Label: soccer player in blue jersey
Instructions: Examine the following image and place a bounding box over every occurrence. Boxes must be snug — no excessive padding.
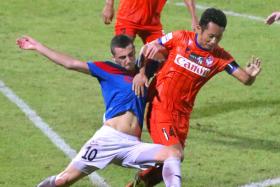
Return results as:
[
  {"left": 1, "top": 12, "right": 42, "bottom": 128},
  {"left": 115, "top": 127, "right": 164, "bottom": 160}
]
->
[{"left": 17, "top": 34, "right": 182, "bottom": 187}]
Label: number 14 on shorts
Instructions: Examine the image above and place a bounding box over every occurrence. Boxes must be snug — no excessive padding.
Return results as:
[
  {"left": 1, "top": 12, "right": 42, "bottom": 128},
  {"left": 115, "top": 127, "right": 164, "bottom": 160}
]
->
[{"left": 162, "top": 126, "right": 177, "bottom": 141}]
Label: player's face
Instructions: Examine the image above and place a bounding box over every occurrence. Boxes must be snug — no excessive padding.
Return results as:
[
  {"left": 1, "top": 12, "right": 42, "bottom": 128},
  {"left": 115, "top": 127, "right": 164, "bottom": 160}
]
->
[
  {"left": 197, "top": 22, "right": 225, "bottom": 51},
  {"left": 113, "top": 44, "right": 136, "bottom": 71}
]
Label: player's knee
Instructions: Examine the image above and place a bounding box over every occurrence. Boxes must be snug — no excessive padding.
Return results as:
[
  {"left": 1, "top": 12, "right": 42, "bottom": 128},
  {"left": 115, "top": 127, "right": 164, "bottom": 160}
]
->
[
  {"left": 168, "top": 147, "right": 183, "bottom": 160},
  {"left": 155, "top": 146, "right": 184, "bottom": 162},
  {"left": 164, "top": 145, "right": 184, "bottom": 161}
]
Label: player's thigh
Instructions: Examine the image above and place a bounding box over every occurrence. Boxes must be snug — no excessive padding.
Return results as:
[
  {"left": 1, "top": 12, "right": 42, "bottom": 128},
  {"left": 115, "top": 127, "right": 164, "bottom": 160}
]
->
[
  {"left": 71, "top": 127, "right": 125, "bottom": 173},
  {"left": 115, "top": 22, "right": 137, "bottom": 39},
  {"left": 138, "top": 27, "right": 164, "bottom": 44},
  {"left": 122, "top": 142, "right": 166, "bottom": 168},
  {"left": 147, "top": 108, "right": 189, "bottom": 147},
  {"left": 150, "top": 144, "right": 182, "bottom": 161}
]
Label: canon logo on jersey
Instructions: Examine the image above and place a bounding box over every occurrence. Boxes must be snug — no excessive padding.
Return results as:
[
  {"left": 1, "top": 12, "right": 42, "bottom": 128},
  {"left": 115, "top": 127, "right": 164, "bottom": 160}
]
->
[{"left": 174, "top": 54, "right": 210, "bottom": 77}]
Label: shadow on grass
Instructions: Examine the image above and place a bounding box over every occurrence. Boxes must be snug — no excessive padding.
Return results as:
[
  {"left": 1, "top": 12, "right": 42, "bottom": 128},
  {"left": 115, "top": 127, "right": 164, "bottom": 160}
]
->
[
  {"left": 191, "top": 99, "right": 280, "bottom": 119},
  {"left": 191, "top": 124, "right": 280, "bottom": 153},
  {"left": 190, "top": 99, "right": 280, "bottom": 152}
]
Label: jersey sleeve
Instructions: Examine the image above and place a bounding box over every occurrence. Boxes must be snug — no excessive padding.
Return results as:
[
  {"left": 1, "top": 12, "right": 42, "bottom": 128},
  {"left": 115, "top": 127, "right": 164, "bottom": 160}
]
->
[
  {"left": 158, "top": 31, "right": 181, "bottom": 49},
  {"left": 87, "top": 61, "right": 128, "bottom": 80},
  {"left": 158, "top": 32, "right": 173, "bottom": 48},
  {"left": 87, "top": 61, "right": 107, "bottom": 80},
  {"left": 215, "top": 48, "right": 235, "bottom": 72},
  {"left": 158, "top": 30, "right": 189, "bottom": 52}
]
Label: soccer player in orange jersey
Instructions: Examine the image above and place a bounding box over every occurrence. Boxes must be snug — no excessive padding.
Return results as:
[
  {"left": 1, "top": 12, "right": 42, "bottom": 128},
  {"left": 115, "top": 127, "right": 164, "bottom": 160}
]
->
[
  {"left": 130, "top": 8, "right": 262, "bottom": 186},
  {"left": 102, "top": 0, "right": 198, "bottom": 44}
]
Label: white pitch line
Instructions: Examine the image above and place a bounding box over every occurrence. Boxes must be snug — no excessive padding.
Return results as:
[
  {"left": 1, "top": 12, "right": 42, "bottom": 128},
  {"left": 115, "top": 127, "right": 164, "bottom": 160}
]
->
[
  {"left": 175, "top": 2, "right": 279, "bottom": 24},
  {"left": 0, "top": 80, "right": 109, "bottom": 187},
  {"left": 240, "top": 178, "right": 280, "bottom": 187}
]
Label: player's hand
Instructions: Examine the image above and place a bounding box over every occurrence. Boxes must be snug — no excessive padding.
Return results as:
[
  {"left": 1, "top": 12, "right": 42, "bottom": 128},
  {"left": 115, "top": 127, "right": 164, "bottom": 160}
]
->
[
  {"left": 143, "top": 43, "right": 161, "bottom": 59},
  {"left": 102, "top": 5, "right": 114, "bottom": 24},
  {"left": 142, "top": 43, "right": 167, "bottom": 62},
  {"left": 265, "top": 12, "right": 280, "bottom": 25},
  {"left": 245, "top": 57, "right": 262, "bottom": 77},
  {"left": 16, "top": 36, "right": 39, "bottom": 50},
  {"left": 132, "top": 72, "right": 148, "bottom": 97}
]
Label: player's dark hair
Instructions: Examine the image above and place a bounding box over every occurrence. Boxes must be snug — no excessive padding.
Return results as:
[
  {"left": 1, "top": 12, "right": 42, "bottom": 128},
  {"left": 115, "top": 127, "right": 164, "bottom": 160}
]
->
[
  {"left": 110, "top": 34, "right": 134, "bottom": 55},
  {"left": 199, "top": 8, "right": 227, "bottom": 31}
]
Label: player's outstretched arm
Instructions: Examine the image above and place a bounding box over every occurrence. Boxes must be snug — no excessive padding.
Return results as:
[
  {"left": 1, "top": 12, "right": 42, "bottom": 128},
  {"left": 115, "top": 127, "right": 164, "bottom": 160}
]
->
[
  {"left": 265, "top": 11, "right": 280, "bottom": 25},
  {"left": 231, "top": 57, "right": 262, "bottom": 86},
  {"left": 102, "top": 0, "right": 115, "bottom": 24},
  {"left": 184, "top": 0, "right": 199, "bottom": 31},
  {"left": 16, "top": 36, "right": 90, "bottom": 74}
]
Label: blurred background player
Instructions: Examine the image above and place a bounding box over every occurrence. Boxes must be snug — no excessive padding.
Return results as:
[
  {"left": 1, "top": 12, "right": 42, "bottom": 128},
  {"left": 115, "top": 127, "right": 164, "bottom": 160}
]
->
[
  {"left": 129, "top": 7, "right": 262, "bottom": 187},
  {"left": 102, "top": 0, "right": 198, "bottom": 44},
  {"left": 265, "top": 11, "right": 280, "bottom": 25},
  {"left": 17, "top": 35, "right": 182, "bottom": 187}
]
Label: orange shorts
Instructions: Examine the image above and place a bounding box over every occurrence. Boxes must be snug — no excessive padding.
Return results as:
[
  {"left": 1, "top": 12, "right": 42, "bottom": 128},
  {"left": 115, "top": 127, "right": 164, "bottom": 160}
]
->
[
  {"left": 115, "top": 20, "right": 164, "bottom": 44},
  {"left": 146, "top": 105, "right": 190, "bottom": 147}
]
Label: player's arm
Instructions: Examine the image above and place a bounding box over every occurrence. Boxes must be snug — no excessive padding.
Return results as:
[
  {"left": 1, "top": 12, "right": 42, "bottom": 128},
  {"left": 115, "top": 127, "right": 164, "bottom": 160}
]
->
[
  {"left": 16, "top": 36, "right": 90, "bottom": 74},
  {"left": 139, "top": 40, "right": 168, "bottom": 64},
  {"left": 133, "top": 40, "right": 168, "bottom": 96},
  {"left": 102, "top": 0, "right": 115, "bottom": 24},
  {"left": 183, "top": 0, "right": 199, "bottom": 31},
  {"left": 225, "top": 57, "right": 262, "bottom": 85}
]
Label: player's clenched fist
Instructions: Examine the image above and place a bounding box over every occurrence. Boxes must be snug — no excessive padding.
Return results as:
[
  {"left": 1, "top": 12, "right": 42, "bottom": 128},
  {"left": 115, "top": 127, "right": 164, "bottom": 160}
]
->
[{"left": 16, "top": 36, "right": 40, "bottom": 50}]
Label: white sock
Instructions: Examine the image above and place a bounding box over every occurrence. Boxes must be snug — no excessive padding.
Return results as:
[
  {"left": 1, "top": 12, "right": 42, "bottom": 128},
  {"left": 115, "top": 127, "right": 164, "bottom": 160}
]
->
[
  {"left": 37, "top": 176, "right": 56, "bottom": 187},
  {"left": 162, "top": 157, "right": 181, "bottom": 187}
]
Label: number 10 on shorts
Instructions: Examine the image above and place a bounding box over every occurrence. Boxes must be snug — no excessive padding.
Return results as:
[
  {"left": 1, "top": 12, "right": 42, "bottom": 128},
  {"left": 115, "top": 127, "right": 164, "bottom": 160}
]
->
[{"left": 82, "top": 146, "right": 98, "bottom": 161}]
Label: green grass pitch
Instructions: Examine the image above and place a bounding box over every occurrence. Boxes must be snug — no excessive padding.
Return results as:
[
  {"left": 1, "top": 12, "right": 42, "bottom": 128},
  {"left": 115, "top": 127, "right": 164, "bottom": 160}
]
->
[{"left": 0, "top": 0, "right": 280, "bottom": 186}]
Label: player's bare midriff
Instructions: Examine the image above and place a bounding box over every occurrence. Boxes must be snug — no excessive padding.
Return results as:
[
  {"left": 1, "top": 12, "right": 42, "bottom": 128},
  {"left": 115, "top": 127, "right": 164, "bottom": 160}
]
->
[{"left": 104, "top": 111, "right": 142, "bottom": 138}]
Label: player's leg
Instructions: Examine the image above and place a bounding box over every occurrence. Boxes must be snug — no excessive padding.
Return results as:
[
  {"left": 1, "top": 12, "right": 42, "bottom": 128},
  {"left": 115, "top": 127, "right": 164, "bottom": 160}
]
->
[
  {"left": 115, "top": 20, "right": 137, "bottom": 40},
  {"left": 138, "top": 26, "right": 164, "bottom": 44},
  {"left": 127, "top": 108, "right": 189, "bottom": 186},
  {"left": 37, "top": 126, "right": 118, "bottom": 187},
  {"left": 162, "top": 156, "right": 182, "bottom": 187},
  {"left": 37, "top": 176, "right": 56, "bottom": 187},
  {"left": 122, "top": 140, "right": 182, "bottom": 187},
  {"left": 126, "top": 144, "right": 183, "bottom": 187},
  {"left": 37, "top": 147, "right": 101, "bottom": 187},
  {"left": 37, "top": 164, "right": 91, "bottom": 187},
  {"left": 139, "top": 145, "right": 182, "bottom": 187}
]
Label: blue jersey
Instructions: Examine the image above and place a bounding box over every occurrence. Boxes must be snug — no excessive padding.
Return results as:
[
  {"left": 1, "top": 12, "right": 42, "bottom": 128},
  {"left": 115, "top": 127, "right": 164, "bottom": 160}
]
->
[{"left": 87, "top": 61, "right": 146, "bottom": 128}]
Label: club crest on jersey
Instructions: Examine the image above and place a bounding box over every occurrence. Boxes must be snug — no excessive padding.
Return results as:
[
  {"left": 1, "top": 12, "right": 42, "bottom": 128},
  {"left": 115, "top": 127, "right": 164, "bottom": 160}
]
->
[
  {"left": 189, "top": 53, "right": 214, "bottom": 67},
  {"left": 174, "top": 54, "right": 210, "bottom": 77},
  {"left": 205, "top": 56, "right": 214, "bottom": 67},
  {"left": 189, "top": 53, "right": 204, "bottom": 65}
]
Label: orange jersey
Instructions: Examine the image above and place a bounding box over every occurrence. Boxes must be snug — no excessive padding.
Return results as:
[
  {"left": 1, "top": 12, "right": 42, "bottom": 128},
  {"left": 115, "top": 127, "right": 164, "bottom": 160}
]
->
[
  {"left": 116, "top": 0, "right": 166, "bottom": 26},
  {"left": 148, "top": 30, "right": 234, "bottom": 113}
]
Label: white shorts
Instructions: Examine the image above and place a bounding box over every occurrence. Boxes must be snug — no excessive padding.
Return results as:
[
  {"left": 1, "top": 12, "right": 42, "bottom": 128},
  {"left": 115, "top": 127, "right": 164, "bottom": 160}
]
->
[{"left": 71, "top": 125, "right": 165, "bottom": 174}]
